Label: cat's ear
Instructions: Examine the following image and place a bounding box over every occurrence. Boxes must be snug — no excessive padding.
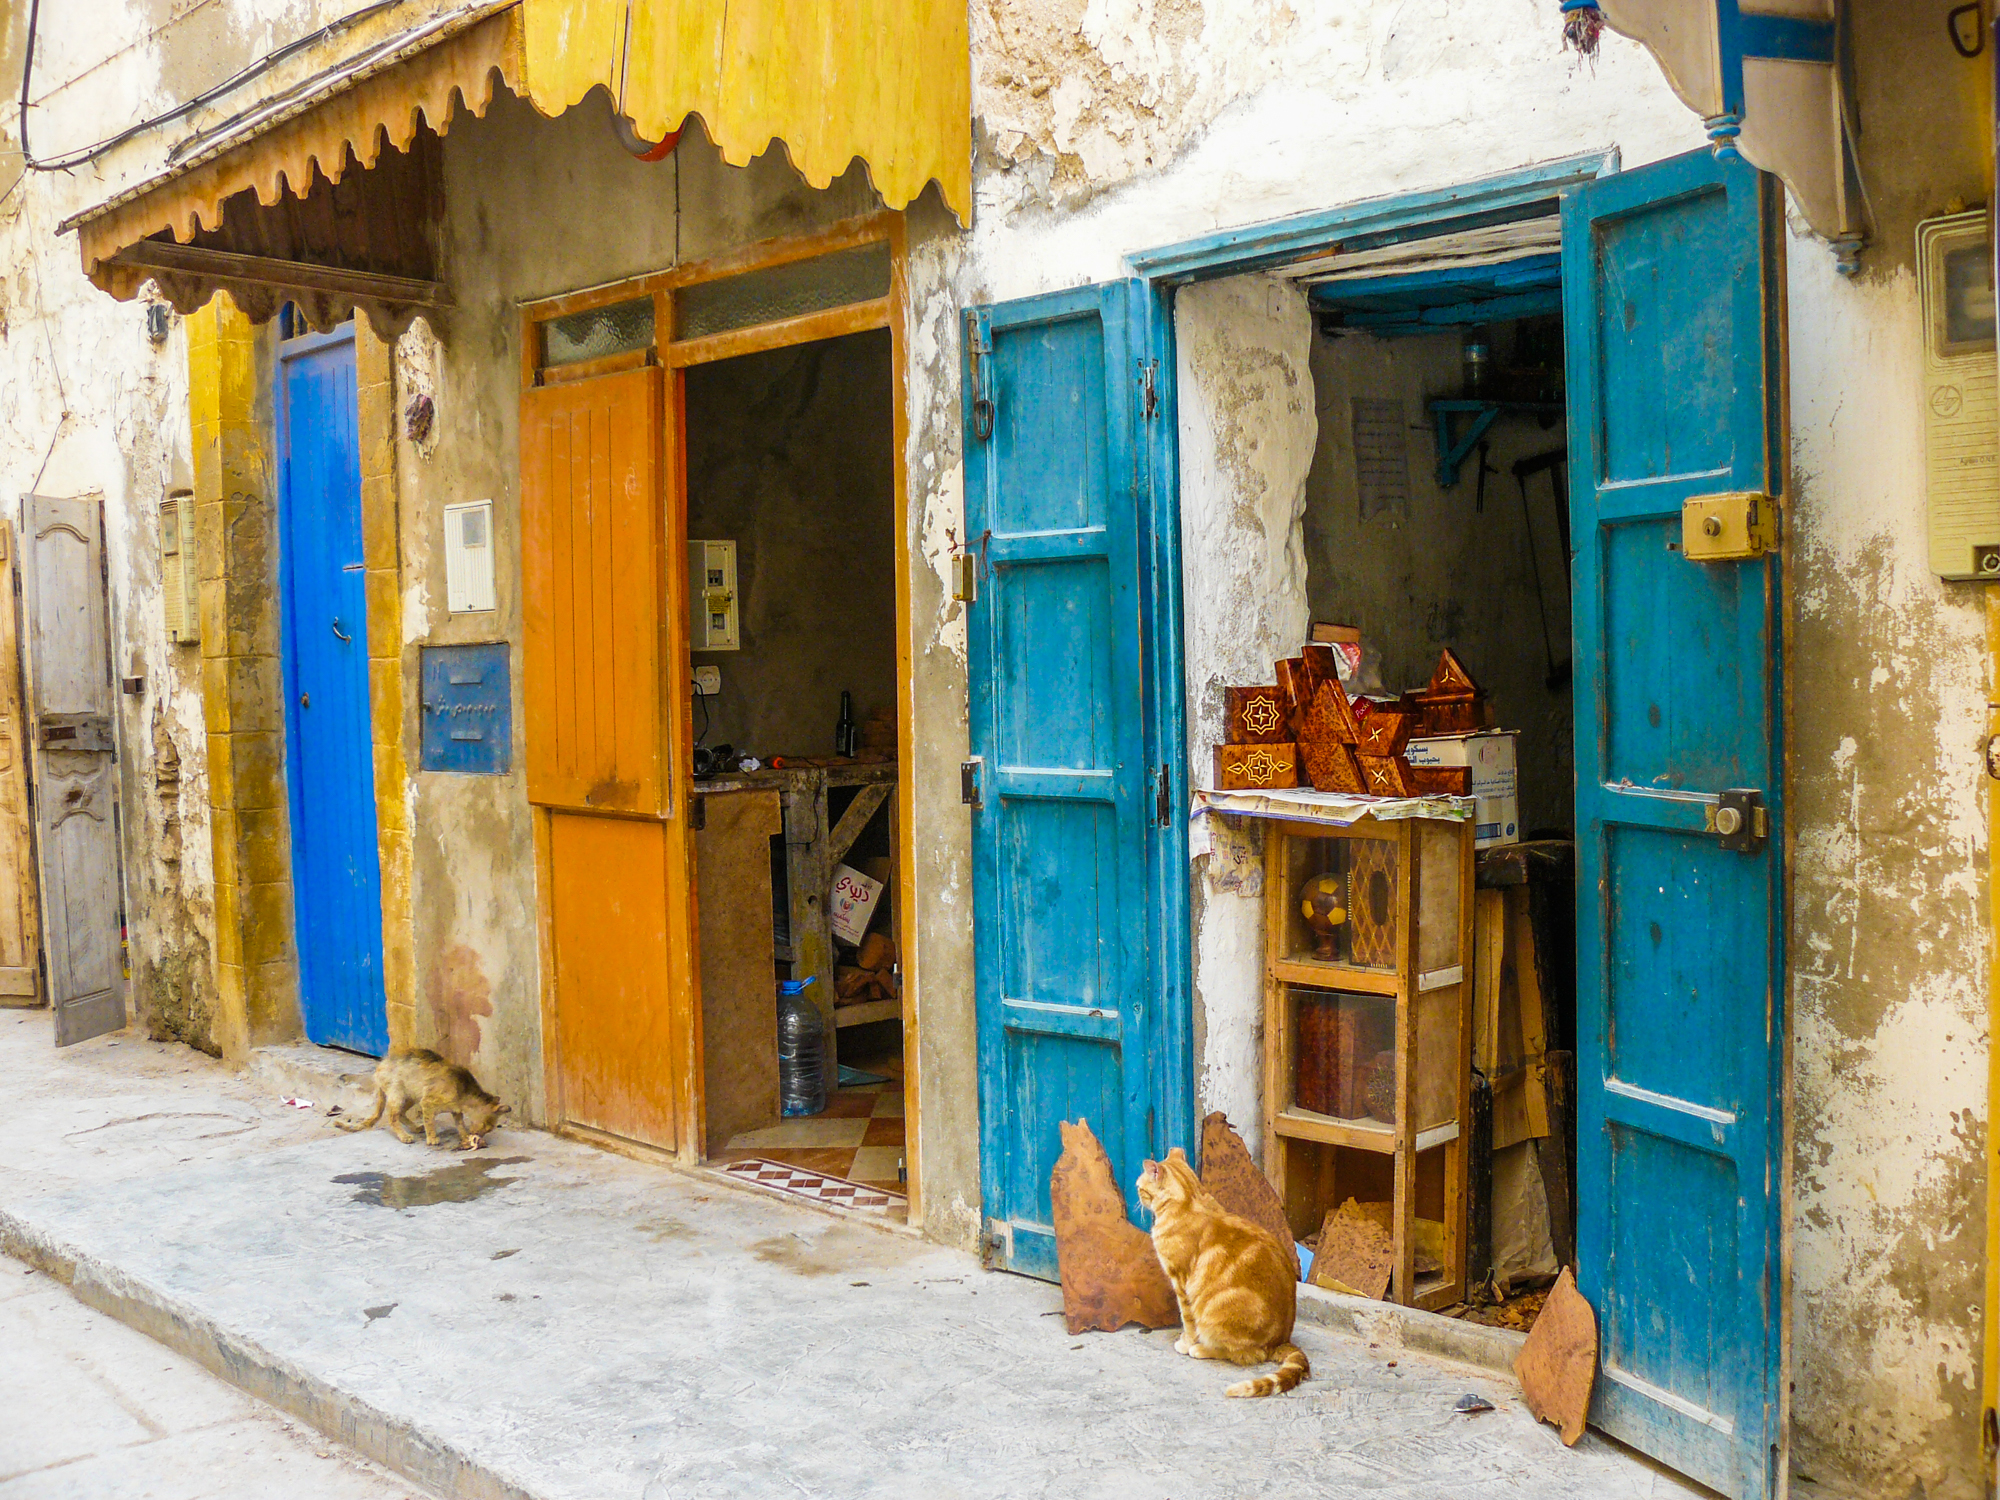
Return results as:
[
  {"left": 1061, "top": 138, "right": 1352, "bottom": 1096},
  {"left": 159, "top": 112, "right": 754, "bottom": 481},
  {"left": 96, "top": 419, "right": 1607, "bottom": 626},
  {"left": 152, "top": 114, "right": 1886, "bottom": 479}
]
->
[
  {"left": 1166, "top": 1146, "right": 1190, "bottom": 1165},
  {"left": 497, "top": 1103, "right": 513, "bottom": 1114}
]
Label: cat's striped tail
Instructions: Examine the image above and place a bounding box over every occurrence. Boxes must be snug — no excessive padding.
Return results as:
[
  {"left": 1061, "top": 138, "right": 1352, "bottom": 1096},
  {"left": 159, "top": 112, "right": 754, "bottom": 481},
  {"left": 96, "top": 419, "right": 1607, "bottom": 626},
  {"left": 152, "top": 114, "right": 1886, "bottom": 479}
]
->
[{"left": 1226, "top": 1344, "right": 1310, "bottom": 1398}]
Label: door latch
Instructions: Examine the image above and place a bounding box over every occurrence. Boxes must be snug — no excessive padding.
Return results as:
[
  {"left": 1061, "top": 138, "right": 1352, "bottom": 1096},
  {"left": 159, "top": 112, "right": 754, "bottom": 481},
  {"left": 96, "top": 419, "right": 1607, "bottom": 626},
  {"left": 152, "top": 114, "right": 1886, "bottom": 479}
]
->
[
  {"left": 1155, "top": 763, "right": 1172, "bottom": 828},
  {"left": 1682, "top": 492, "right": 1778, "bottom": 561},
  {"left": 1704, "top": 788, "right": 1769, "bottom": 853},
  {"left": 961, "top": 755, "right": 983, "bottom": 808}
]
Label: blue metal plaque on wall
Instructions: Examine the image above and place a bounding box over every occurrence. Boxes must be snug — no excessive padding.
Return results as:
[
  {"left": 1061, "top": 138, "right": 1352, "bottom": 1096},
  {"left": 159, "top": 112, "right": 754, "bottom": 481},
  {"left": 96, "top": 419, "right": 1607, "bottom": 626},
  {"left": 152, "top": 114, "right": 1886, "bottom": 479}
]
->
[{"left": 419, "top": 643, "right": 512, "bottom": 774}]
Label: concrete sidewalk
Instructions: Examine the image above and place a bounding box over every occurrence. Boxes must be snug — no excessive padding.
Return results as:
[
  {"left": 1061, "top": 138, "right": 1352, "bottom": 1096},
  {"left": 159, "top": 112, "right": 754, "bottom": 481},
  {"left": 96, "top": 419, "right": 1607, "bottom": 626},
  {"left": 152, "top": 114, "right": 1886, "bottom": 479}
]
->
[{"left": 0, "top": 1011, "right": 1701, "bottom": 1500}]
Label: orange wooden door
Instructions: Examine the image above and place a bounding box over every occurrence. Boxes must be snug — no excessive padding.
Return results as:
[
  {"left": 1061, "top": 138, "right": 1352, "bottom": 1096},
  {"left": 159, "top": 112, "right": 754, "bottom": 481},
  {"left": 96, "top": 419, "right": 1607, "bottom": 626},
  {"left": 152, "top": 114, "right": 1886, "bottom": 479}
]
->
[
  {"left": 522, "top": 365, "right": 696, "bottom": 1156},
  {"left": 522, "top": 366, "right": 664, "bottom": 816}
]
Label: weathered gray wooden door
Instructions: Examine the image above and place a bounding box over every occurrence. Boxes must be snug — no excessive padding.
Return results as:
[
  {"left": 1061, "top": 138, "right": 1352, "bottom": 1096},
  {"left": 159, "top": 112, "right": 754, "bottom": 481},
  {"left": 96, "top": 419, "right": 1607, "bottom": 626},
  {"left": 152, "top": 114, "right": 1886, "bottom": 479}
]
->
[
  {"left": 0, "top": 523, "right": 42, "bottom": 1006},
  {"left": 21, "top": 495, "right": 125, "bottom": 1045}
]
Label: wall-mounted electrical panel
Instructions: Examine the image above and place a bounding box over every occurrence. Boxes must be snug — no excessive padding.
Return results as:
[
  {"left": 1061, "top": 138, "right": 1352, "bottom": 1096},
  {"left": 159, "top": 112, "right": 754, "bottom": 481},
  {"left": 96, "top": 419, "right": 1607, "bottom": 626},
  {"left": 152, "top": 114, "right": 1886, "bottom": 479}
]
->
[
  {"left": 444, "top": 499, "right": 497, "bottom": 613},
  {"left": 160, "top": 491, "right": 199, "bottom": 644},
  {"left": 689, "top": 538, "right": 739, "bottom": 651},
  {"left": 1918, "top": 211, "right": 2000, "bottom": 579}
]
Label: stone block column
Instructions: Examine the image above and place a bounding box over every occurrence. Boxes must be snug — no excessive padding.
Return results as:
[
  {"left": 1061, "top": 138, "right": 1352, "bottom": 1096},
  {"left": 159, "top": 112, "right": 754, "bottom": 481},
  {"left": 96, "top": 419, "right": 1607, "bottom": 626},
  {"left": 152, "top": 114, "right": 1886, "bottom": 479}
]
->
[
  {"left": 186, "top": 295, "right": 300, "bottom": 1058},
  {"left": 356, "top": 327, "right": 415, "bottom": 1049}
]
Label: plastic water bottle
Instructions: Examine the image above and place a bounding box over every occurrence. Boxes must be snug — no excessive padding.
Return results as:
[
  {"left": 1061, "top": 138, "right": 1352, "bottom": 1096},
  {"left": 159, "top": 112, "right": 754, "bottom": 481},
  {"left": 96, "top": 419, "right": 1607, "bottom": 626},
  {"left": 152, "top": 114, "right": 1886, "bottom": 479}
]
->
[{"left": 778, "top": 977, "right": 827, "bottom": 1117}]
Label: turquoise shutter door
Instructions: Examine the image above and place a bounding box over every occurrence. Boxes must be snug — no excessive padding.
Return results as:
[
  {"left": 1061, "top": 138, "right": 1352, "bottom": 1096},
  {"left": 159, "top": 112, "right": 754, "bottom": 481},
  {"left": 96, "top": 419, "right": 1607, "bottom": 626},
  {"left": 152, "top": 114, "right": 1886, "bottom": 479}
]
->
[
  {"left": 1563, "top": 151, "right": 1786, "bottom": 1498},
  {"left": 963, "top": 280, "right": 1191, "bottom": 1278}
]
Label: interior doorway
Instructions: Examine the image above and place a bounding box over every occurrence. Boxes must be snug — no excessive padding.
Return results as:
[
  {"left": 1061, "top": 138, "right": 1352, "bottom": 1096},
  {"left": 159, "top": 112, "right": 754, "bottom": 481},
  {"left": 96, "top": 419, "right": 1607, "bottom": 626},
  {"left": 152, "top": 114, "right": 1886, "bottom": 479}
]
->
[
  {"left": 522, "top": 214, "right": 917, "bottom": 1227},
  {"left": 1143, "top": 149, "right": 1786, "bottom": 1499},
  {"left": 685, "top": 330, "right": 909, "bottom": 1220}
]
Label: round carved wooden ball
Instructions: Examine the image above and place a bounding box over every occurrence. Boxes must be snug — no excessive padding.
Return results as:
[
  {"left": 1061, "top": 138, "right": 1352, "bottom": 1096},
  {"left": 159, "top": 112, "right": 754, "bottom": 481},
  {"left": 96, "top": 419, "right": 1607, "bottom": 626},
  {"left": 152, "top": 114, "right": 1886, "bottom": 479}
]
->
[{"left": 1297, "top": 873, "right": 1347, "bottom": 960}]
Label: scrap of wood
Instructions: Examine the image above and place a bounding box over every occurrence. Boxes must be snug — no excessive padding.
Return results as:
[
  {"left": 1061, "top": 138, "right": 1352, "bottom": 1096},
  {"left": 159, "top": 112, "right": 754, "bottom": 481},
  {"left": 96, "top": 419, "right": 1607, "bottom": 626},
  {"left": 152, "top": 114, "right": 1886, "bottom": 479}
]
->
[
  {"left": 1308, "top": 1201, "right": 1392, "bottom": 1300},
  {"left": 1050, "top": 1118, "right": 1179, "bottom": 1335},
  {"left": 1514, "top": 1266, "right": 1597, "bottom": 1446},
  {"left": 1197, "top": 1113, "right": 1295, "bottom": 1262},
  {"left": 827, "top": 782, "right": 893, "bottom": 868}
]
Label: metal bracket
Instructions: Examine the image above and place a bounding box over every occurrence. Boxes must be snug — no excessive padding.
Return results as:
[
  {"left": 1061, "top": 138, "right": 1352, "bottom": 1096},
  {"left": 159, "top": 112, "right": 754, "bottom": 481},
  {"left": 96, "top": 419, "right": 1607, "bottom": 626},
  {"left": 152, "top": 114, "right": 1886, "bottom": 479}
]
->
[
  {"left": 961, "top": 756, "right": 983, "bottom": 809},
  {"left": 1154, "top": 763, "right": 1172, "bottom": 828},
  {"left": 1140, "top": 358, "right": 1159, "bottom": 420},
  {"left": 1683, "top": 491, "right": 1778, "bottom": 561},
  {"left": 1704, "top": 788, "right": 1769, "bottom": 854}
]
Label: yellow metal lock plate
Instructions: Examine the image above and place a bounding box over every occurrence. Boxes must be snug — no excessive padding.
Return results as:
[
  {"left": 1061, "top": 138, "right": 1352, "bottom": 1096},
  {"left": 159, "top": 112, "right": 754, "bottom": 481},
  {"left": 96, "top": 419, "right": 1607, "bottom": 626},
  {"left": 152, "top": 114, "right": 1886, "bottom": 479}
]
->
[{"left": 1682, "top": 491, "right": 1777, "bottom": 561}]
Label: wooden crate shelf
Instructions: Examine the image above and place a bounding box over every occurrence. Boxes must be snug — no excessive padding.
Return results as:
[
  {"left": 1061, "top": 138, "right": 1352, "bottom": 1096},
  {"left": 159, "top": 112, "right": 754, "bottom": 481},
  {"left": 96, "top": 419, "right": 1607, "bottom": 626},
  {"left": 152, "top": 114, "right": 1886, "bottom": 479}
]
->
[{"left": 1255, "top": 808, "right": 1475, "bottom": 1308}]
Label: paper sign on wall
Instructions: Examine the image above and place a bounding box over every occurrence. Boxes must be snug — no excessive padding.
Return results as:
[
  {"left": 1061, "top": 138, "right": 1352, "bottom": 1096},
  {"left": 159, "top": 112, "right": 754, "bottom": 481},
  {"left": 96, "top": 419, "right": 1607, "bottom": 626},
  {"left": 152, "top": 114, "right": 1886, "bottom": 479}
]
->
[{"left": 830, "top": 863, "right": 884, "bottom": 946}]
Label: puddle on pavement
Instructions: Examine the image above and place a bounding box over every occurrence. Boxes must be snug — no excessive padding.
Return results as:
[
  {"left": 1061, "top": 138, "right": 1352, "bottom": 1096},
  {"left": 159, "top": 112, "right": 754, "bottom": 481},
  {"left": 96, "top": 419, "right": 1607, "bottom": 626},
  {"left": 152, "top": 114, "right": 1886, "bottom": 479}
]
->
[{"left": 334, "top": 1156, "right": 529, "bottom": 1209}]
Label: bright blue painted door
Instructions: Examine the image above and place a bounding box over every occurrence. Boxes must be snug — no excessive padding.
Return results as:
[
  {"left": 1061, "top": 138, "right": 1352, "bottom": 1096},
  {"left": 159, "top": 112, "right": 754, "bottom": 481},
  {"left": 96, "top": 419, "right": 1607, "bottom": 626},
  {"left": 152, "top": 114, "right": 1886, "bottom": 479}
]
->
[
  {"left": 278, "top": 324, "right": 389, "bottom": 1057},
  {"left": 964, "top": 281, "right": 1190, "bottom": 1278},
  {"left": 1564, "top": 152, "right": 1785, "bottom": 1498}
]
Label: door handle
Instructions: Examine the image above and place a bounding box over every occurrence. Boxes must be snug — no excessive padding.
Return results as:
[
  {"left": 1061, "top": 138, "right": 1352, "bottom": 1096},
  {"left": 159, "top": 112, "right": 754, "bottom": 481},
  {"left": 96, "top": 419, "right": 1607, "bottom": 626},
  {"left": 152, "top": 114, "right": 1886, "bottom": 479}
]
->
[{"left": 331, "top": 618, "right": 351, "bottom": 642}]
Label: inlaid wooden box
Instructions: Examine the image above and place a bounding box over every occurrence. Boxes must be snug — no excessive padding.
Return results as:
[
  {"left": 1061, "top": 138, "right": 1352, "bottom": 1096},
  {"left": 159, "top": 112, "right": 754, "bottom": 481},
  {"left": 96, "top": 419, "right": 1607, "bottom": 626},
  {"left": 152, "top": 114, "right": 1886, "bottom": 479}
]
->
[
  {"left": 1226, "top": 685, "right": 1291, "bottom": 744},
  {"left": 1215, "top": 742, "right": 1300, "bottom": 790}
]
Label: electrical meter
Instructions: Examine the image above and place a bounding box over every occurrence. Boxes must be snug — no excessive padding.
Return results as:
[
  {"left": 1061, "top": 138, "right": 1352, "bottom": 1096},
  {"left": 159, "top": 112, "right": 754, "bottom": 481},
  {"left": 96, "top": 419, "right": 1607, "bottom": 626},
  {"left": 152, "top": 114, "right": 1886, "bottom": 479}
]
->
[{"left": 1918, "top": 210, "right": 2000, "bottom": 579}]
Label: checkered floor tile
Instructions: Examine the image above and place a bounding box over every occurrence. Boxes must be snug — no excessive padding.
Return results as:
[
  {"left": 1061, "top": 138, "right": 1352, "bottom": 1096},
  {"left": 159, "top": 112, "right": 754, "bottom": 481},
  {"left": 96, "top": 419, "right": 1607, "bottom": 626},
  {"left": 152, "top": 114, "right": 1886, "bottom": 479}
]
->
[{"left": 720, "top": 1157, "right": 908, "bottom": 1219}]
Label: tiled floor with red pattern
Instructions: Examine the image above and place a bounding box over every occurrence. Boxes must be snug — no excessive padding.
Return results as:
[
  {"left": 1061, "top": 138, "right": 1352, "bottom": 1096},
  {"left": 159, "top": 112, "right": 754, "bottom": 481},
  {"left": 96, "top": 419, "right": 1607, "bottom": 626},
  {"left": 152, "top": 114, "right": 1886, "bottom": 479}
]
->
[{"left": 708, "top": 1055, "right": 906, "bottom": 1220}]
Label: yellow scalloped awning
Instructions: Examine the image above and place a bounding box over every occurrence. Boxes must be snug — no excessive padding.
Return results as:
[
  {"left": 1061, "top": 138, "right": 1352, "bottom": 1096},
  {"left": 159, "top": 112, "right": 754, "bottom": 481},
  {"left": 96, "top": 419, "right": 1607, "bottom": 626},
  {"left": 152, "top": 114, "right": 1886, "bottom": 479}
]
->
[
  {"left": 520, "top": 0, "right": 971, "bottom": 225},
  {"left": 69, "top": 6, "right": 520, "bottom": 334}
]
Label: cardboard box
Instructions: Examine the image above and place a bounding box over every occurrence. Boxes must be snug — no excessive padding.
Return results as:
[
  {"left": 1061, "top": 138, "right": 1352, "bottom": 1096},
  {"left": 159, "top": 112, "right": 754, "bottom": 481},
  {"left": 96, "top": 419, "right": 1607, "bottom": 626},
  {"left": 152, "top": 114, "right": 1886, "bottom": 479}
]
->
[
  {"left": 1405, "top": 730, "right": 1519, "bottom": 847},
  {"left": 830, "top": 863, "right": 885, "bottom": 946}
]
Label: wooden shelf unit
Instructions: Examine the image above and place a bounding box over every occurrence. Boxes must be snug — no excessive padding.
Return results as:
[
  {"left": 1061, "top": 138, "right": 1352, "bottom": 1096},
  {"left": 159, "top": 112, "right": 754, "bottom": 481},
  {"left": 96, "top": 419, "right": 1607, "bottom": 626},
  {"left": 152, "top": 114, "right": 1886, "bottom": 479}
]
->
[{"left": 1258, "top": 809, "right": 1476, "bottom": 1311}]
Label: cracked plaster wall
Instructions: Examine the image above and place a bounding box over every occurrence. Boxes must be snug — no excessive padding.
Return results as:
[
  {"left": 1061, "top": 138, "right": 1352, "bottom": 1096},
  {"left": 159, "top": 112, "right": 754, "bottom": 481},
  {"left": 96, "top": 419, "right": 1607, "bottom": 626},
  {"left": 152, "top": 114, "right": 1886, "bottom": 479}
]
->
[{"left": 0, "top": 4, "right": 214, "bottom": 1052}]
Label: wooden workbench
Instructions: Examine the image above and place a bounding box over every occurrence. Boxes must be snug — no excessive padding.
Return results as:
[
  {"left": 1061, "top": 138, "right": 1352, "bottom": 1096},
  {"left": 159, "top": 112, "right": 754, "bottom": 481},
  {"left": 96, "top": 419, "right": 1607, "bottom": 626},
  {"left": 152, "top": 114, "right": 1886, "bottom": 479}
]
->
[{"left": 693, "top": 757, "right": 899, "bottom": 1066}]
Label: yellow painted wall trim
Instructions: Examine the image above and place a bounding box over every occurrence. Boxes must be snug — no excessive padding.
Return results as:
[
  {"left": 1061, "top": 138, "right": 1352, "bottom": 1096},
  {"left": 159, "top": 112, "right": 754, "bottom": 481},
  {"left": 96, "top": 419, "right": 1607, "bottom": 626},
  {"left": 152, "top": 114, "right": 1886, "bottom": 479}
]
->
[
  {"left": 187, "top": 293, "right": 303, "bottom": 1060},
  {"left": 520, "top": 0, "right": 971, "bottom": 224},
  {"left": 356, "top": 326, "right": 416, "bottom": 1051}
]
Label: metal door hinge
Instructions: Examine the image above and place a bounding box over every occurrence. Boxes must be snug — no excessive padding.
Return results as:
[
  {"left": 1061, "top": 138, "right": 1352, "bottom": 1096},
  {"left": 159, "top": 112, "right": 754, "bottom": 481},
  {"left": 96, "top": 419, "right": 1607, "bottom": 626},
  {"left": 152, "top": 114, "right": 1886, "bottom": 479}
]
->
[
  {"left": 1154, "top": 763, "right": 1172, "bottom": 828},
  {"left": 981, "top": 1219, "right": 1014, "bottom": 1268},
  {"left": 967, "top": 316, "right": 995, "bottom": 442},
  {"left": 1704, "top": 788, "right": 1769, "bottom": 853},
  {"left": 961, "top": 755, "right": 983, "bottom": 808},
  {"left": 1683, "top": 491, "right": 1778, "bottom": 561},
  {"left": 1140, "top": 358, "right": 1159, "bottom": 419}
]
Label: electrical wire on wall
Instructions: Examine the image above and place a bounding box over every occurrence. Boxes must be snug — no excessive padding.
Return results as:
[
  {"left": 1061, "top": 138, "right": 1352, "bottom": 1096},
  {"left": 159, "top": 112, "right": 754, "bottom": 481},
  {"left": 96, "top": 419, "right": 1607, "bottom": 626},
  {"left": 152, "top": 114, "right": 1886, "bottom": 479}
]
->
[{"left": 14, "top": 0, "right": 407, "bottom": 179}]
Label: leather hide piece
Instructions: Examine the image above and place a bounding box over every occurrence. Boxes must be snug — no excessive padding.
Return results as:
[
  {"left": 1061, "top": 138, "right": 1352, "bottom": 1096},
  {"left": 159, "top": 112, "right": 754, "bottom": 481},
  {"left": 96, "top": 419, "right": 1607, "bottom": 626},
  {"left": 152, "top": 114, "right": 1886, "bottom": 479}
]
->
[
  {"left": 1050, "top": 1118, "right": 1180, "bottom": 1335},
  {"left": 1514, "top": 1266, "right": 1598, "bottom": 1446},
  {"left": 1197, "top": 1112, "right": 1296, "bottom": 1262}
]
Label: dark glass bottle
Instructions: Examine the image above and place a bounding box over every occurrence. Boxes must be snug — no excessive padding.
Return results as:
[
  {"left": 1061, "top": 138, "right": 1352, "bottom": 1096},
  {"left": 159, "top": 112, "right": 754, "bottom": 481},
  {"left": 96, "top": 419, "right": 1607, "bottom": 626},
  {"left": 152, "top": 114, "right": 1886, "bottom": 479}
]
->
[{"left": 835, "top": 690, "right": 855, "bottom": 757}]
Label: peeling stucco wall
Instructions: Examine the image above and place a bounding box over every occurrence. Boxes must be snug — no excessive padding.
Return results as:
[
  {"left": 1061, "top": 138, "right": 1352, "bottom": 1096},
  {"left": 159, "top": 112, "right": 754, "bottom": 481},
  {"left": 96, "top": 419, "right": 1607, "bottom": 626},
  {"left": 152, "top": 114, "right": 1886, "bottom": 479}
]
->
[
  {"left": 1785, "top": 233, "right": 1990, "bottom": 1500},
  {"left": 0, "top": 59, "right": 213, "bottom": 1052},
  {"left": 1174, "top": 274, "right": 1313, "bottom": 1156}
]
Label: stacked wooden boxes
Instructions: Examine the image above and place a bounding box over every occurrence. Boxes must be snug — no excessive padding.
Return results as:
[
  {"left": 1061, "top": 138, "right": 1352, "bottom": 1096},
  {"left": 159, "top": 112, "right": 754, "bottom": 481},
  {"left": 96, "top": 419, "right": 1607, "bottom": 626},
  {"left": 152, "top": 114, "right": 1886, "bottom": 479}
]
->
[
  {"left": 1214, "top": 684, "right": 1300, "bottom": 789},
  {"left": 1223, "top": 644, "right": 1486, "bottom": 799}
]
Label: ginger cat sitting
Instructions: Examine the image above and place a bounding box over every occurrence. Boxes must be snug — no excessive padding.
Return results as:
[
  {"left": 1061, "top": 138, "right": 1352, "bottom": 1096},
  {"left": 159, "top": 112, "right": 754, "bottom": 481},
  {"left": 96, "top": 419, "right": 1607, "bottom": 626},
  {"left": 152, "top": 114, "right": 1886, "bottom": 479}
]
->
[
  {"left": 1137, "top": 1148, "right": 1310, "bottom": 1397},
  {"left": 336, "top": 1047, "right": 511, "bottom": 1151}
]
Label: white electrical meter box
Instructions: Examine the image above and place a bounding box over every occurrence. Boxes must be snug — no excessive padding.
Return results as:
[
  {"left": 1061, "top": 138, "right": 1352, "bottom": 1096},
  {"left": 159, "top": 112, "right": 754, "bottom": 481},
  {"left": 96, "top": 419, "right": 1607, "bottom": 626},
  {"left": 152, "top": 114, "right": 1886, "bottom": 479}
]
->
[
  {"left": 160, "top": 492, "right": 199, "bottom": 644},
  {"left": 443, "top": 499, "right": 497, "bottom": 613},
  {"left": 1918, "top": 211, "right": 2000, "bottom": 579},
  {"left": 689, "top": 539, "right": 739, "bottom": 651}
]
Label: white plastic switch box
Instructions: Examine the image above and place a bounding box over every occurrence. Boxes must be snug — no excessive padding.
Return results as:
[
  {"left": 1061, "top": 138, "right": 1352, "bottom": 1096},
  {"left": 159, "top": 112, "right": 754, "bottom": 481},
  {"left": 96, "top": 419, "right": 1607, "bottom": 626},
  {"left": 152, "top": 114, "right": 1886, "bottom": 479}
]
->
[
  {"left": 689, "top": 539, "right": 740, "bottom": 651},
  {"left": 160, "top": 491, "right": 199, "bottom": 644},
  {"left": 444, "top": 499, "right": 497, "bottom": 613}
]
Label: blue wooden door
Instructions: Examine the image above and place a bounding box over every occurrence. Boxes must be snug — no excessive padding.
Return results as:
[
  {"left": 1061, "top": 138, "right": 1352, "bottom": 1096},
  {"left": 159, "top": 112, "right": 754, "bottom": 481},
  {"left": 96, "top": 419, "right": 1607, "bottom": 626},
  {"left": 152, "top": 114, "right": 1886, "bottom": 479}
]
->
[
  {"left": 278, "top": 324, "right": 389, "bottom": 1057},
  {"left": 1563, "top": 151, "right": 1785, "bottom": 1498},
  {"left": 964, "top": 281, "right": 1190, "bottom": 1278}
]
